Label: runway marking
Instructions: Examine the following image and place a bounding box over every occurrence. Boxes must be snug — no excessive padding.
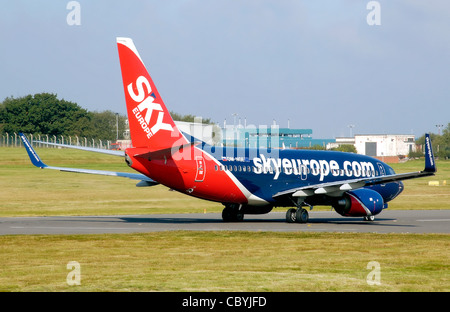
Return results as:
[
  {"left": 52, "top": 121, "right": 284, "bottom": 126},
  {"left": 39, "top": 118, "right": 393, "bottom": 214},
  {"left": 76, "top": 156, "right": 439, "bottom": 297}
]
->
[
  {"left": 10, "top": 226, "right": 143, "bottom": 231},
  {"left": 10, "top": 225, "right": 358, "bottom": 232},
  {"left": 416, "top": 219, "right": 450, "bottom": 222},
  {"left": 2, "top": 210, "right": 449, "bottom": 234}
]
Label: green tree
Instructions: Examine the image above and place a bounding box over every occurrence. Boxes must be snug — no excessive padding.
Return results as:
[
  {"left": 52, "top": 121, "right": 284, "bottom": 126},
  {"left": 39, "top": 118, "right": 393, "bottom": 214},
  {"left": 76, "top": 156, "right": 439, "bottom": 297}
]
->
[
  {"left": 0, "top": 93, "right": 91, "bottom": 136},
  {"left": 413, "top": 125, "right": 450, "bottom": 159},
  {"left": 0, "top": 93, "right": 129, "bottom": 141},
  {"left": 439, "top": 123, "right": 450, "bottom": 159},
  {"left": 331, "top": 144, "right": 357, "bottom": 153},
  {"left": 0, "top": 93, "right": 215, "bottom": 142},
  {"left": 84, "top": 111, "right": 127, "bottom": 141}
]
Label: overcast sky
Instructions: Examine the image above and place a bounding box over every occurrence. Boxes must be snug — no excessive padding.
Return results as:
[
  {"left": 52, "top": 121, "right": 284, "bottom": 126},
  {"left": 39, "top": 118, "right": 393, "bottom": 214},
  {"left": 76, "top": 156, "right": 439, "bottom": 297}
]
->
[{"left": 1, "top": 1, "right": 449, "bottom": 138}]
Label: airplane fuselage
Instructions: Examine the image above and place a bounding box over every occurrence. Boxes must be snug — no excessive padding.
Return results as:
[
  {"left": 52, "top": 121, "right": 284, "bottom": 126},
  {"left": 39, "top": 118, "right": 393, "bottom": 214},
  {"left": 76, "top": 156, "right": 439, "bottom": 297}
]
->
[{"left": 126, "top": 143, "right": 404, "bottom": 215}]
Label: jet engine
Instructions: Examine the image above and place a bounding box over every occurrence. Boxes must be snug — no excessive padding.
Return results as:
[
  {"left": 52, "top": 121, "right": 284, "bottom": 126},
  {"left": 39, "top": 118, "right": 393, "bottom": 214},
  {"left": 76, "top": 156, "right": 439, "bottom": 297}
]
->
[{"left": 333, "top": 188, "right": 384, "bottom": 217}]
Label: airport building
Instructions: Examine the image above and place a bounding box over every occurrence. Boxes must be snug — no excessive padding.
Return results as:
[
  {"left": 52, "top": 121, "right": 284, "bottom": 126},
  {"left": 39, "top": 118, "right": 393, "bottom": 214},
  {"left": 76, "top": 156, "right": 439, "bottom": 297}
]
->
[
  {"left": 354, "top": 134, "right": 416, "bottom": 157},
  {"left": 176, "top": 119, "right": 336, "bottom": 149},
  {"left": 330, "top": 134, "right": 417, "bottom": 162},
  {"left": 222, "top": 126, "right": 334, "bottom": 149},
  {"left": 120, "top": 118, "right": 416, "bottom": 162}
]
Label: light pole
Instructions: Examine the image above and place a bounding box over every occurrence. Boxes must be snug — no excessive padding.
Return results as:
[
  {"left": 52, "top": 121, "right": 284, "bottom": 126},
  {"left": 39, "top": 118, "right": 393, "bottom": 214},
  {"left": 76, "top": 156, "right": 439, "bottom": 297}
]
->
[
  {"left": 116, "top": 113, "right": 119, "bottom": 141},
  {"left": 232, "top": 113, "right": 238, "bottom": 129},
  {"left": 348, "top": 124, "right": 355, "bottom": 137}
]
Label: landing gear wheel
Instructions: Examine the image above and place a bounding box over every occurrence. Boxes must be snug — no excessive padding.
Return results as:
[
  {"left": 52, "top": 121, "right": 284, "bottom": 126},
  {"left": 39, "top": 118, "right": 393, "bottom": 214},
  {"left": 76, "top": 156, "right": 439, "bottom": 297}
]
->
[
  {"left": 364, "top": 215, "right": 375, "bottom": 221},
  {"left": 296, "top": 208, "right": 309, "bottom": 223},
  {"left": 222, "top": 205, "right": 244, "bottom": 222},
  {"left": 235, "top": 212, "right": 244, "bottom": 222},
  {"left": 222, "top": 208, "right": 233, "bottom": 222},
  {"left": 286, "top": 208, "right": 297, "bottom": 223},
  {"left": 286, "top": 208, "right": 309, "bottom": 223}
]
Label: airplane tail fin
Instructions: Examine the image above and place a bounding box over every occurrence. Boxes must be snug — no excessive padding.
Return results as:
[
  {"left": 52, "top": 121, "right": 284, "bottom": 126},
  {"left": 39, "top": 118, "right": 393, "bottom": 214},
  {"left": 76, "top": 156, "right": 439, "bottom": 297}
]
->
[{"left": 116, "top": 37, "right": 186, "bottom": 150}]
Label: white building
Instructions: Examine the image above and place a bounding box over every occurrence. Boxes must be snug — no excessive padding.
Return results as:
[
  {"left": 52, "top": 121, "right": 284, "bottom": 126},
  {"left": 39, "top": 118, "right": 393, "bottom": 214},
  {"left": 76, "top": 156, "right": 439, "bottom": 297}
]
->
[{"left": 354, "top": 134, "right": 416, "bottom": 157}]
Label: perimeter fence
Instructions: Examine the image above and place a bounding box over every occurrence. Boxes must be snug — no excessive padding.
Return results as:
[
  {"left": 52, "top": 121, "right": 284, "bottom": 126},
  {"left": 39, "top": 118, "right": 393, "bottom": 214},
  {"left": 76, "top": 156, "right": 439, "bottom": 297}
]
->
[{"left": 0, "top": 132, "right": 118, "bottom": 150}]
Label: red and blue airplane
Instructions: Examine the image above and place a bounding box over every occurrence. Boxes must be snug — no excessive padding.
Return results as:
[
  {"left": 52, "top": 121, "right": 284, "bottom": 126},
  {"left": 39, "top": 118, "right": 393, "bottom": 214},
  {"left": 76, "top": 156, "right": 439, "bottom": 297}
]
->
[{"left": 20, "top": 37, "right": 437, "bottom": 223}]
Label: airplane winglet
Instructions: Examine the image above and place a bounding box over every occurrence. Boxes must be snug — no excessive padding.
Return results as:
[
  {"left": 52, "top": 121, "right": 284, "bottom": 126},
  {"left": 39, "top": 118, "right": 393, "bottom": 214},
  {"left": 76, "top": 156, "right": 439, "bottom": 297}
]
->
[
  {"left": 19, "top": 133, "right": 47, "bottom": 168},
  {"left": 423, "top": 133, "right": 437, "bottom": 173}
]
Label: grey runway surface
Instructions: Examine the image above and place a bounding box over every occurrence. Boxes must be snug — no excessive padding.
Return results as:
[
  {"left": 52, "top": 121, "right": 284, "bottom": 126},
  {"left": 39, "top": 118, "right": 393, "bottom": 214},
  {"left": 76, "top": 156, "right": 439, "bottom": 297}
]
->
[{"left": 1, "top": 210, "right": 449, "bottom": 235}]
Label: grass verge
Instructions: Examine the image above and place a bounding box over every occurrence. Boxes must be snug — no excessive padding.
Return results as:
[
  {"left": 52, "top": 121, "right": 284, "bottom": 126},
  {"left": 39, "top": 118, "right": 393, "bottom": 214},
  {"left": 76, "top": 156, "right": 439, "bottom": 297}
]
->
[
  {"left": 0, "top": 231, "right": 448, "bottom": 292},
  {"left": 0, "top": 148, "right": 449, "bottom": 216},
  {"left": 0, "top": 147, "right": 448, "bottom": 292}
]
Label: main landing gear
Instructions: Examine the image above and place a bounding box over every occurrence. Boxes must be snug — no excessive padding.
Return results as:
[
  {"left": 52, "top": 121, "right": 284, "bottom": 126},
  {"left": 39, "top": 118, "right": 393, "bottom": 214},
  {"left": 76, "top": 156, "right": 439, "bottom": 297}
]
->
[
  {"left": 286, "top": 207, "right": 309, "bottom": 223},
  {"left": 222, "top": 204, "right": 244, "bottom": 222}
]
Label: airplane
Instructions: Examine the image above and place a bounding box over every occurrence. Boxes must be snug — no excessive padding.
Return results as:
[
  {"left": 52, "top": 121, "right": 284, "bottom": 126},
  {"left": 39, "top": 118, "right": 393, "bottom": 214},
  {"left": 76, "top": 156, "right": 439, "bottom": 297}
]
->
[{"left": 20, "top": 37, "right": 437, "bottom": 224}]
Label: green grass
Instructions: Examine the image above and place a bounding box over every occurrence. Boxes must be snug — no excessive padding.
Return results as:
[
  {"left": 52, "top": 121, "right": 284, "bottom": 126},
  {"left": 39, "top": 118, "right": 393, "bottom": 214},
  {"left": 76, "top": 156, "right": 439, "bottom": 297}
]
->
[
  {"left": 0, "top": 232, "right": 448, "bottom": 292},
  {"left": 388, "top": 160, "right": 450, "bottom": 210},
  {"left": 0, "top": 147, "right": 223, "bottom": 217},
  {"left": 0, "top": 147, "right": 449, "bottom": 292},
  {"left": 0, "top": 147, "right": 449, "bottom": 217}
]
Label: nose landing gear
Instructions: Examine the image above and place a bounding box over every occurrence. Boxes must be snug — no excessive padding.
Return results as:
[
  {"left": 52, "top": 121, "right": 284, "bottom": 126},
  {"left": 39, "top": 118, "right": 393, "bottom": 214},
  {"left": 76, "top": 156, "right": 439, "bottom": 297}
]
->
[{"left": 364, "top": 215, "right": 375, "bottom": 221}]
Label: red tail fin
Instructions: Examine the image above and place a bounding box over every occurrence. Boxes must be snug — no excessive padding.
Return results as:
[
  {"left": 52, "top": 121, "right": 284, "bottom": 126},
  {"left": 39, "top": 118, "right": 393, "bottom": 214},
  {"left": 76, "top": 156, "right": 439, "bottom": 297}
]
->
[{"left": 116, "top": 37, "right": 186, "bottom": 150}]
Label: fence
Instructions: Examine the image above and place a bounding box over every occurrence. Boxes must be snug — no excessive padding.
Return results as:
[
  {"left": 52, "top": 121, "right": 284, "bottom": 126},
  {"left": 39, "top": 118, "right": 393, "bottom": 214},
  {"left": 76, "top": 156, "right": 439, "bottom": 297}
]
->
[{"left": 0, "top": 132, "right": 118, "bottom": 150}]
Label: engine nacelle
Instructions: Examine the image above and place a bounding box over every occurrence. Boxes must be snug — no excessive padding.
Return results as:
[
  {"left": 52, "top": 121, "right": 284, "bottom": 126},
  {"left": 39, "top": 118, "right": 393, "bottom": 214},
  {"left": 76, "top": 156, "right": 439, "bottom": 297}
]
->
[{"left": 333, "top": 188, "right": 384, "bottom": 217}]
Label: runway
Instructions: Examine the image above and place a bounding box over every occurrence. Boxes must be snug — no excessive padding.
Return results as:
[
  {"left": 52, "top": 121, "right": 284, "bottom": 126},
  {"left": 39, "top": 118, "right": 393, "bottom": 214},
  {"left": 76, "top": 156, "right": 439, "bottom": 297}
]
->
[{"left": 0, "top": 210, "right": 449, "bottom": 235}]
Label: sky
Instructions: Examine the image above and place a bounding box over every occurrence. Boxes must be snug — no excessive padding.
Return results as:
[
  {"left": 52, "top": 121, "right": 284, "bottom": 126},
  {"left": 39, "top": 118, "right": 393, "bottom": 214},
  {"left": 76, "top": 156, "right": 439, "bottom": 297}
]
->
[{"left": 1, "top": 0, "right": 449, "bottom": 139}]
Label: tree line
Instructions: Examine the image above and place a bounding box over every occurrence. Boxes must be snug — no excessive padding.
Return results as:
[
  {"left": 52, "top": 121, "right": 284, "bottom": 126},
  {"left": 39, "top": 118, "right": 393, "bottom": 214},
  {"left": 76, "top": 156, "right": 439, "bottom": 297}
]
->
[
  {"left": 0, "top": 93, "right": 213, "bottom": 141},
  {"left": 413, "top": 126, "right": 450, "bottom": 159},
  {"left": 1, "top": 93, "right": 448, "bottom": 158},
  {"left": 0, "top": 93, "right": 127, "bottom": 141}
]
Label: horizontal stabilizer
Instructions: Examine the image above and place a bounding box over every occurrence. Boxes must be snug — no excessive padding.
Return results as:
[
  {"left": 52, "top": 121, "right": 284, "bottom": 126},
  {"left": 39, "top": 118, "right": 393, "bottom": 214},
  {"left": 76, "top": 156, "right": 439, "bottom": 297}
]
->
[{"left": 19, "top": 133, "right": 158, "bottom": 185}]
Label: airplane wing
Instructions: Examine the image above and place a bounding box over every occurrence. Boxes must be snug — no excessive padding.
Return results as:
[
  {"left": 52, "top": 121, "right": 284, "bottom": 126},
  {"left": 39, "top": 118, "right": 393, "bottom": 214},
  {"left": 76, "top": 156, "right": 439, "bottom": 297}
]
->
[
  {"left": 20, "top": 133, "right": 158, "bottom": 186},
  {"left": 273, "top": 133, "right": 436, "bottom": 199},
  {"left": 32, "top": 140, "right": 124, "bottom": 156}
]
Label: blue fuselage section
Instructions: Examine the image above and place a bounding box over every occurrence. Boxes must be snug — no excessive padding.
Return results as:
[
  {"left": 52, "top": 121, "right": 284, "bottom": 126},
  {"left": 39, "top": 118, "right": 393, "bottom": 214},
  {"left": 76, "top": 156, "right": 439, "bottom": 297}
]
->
[{"left": 201, "top": 145, "right": 403, "bottom": 206}]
